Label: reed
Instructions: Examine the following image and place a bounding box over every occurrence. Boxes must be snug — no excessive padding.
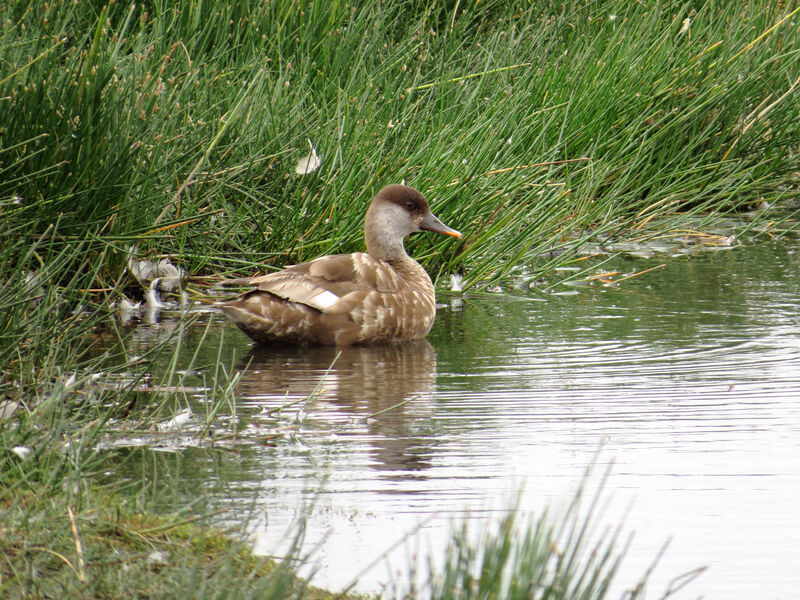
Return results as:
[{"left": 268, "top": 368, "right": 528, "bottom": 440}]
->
[
  {"left": 2, "top": 1, "right": 798, "bottom": 288},
  {"left": 457, "top": 478, "right": 707, "bottom": 600}
]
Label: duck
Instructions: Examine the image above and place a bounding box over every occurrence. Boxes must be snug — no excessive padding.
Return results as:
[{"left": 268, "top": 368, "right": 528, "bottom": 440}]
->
[{"left": 218, "top": 184, "right": 462, "bottom": 345}]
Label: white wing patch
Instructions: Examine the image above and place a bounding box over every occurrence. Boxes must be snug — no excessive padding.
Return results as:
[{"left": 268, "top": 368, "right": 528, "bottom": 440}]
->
[
  {"left": 259, "top": 278, "right": 340, "bottom": 312},
  {"left": 309, "top": 290, "right": 340, "bottom": 310}
]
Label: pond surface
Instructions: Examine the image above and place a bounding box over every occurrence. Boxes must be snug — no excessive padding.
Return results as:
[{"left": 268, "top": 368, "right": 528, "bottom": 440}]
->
[{"left": 102, "top": 241, "right": 800, "bottom": 599}]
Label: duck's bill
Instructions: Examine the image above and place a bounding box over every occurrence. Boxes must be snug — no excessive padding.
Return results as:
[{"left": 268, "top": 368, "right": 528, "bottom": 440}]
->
[{"left": 421, "top": 212, "right": 462, "bottom": 239}]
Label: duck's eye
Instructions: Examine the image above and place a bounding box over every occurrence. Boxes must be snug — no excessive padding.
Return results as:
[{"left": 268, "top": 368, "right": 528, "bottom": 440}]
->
[{"left": 405, "top": 200, "right": 414, "bottom": 209}]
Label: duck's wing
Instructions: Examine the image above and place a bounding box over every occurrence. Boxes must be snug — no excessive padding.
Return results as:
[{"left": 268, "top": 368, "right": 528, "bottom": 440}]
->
[{"left": 225, "top": 253, "right": 402, "bottom": 312}]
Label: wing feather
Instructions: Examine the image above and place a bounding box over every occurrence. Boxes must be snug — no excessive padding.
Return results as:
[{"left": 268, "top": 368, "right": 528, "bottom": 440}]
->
[{"left": 223, "top": 253, "right": 402, "bottom": 313}]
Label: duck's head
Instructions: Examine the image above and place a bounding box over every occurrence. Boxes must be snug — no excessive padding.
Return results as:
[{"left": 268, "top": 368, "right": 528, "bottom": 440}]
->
[{"left": 365, "top": 184, "right": 461, "bottom": 260}]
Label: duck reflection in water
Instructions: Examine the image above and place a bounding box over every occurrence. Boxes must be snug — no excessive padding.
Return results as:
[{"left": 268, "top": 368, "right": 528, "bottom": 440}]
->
[{"left": 236, "top": 339, "right": 437, "bottom": 478}]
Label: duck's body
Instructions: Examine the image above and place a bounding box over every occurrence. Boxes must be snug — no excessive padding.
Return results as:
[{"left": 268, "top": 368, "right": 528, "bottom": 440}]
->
[
  {"left": 219, "top": 185, "right": 461, "bottom": 346},
  {"left": 220, "top": 251, "right": 436, "bottom": 345}
]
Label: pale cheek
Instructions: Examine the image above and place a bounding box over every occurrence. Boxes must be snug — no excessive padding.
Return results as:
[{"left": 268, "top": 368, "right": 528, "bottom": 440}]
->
[{"left": 377, "top": 205, "right": 414, "bottom": 236}]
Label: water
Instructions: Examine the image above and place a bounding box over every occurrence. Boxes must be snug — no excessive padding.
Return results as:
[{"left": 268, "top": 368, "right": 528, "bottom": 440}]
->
[{"left": 102, "top": 242, "right": 800, "bottom": 599}]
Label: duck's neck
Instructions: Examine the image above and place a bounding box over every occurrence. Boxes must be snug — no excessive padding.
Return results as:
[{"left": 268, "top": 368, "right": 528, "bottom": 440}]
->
[
  {"left": 365, "top": 227, "right": 409, "bottom": 262},
  {"left": 366, "top": 224, "right": 433, "bottom": 292},
  {"left": 364, "top": 204, "right": 412, "bottom": 262}
]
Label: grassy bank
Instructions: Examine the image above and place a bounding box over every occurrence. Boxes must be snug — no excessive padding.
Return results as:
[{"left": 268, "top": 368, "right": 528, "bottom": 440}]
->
[
  {"left": 1, "top": 0, "right": 797, "bottom": 596},
  {"left": 1, "top": 489, "right": 337, "bottom": 599}
]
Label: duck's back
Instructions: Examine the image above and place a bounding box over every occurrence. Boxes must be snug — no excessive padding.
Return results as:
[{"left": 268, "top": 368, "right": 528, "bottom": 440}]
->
[{"left": 219, "top": 252, "right": 436, "bottom": 345}]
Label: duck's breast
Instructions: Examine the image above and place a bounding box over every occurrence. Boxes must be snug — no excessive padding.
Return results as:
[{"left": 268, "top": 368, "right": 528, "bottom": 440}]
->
[{"left": 327, "top": 260, "right": 436, "bottom": 344}]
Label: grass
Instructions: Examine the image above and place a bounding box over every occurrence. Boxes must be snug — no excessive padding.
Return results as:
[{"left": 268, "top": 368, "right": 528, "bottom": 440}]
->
[
  {"left": 2, "top": 0, "right": 798, "bottom": 597},
  {"left": 2, "top": 1, "right": 798, "bottom": 286},
  {"left": 423, "top": 471, "right": 704, "bottom": 600},
  {"left": 0, "top": 487, "right": 340, "bottom": 599}
]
